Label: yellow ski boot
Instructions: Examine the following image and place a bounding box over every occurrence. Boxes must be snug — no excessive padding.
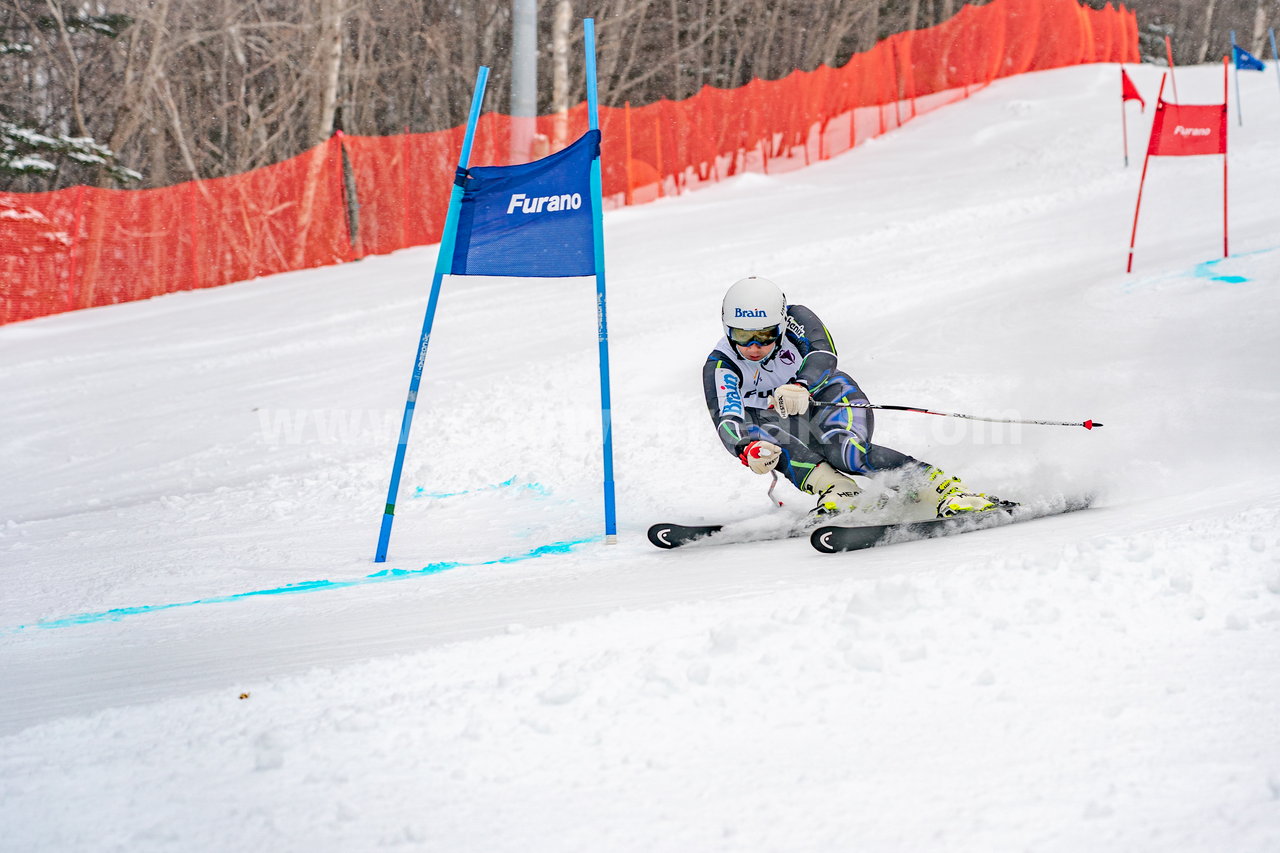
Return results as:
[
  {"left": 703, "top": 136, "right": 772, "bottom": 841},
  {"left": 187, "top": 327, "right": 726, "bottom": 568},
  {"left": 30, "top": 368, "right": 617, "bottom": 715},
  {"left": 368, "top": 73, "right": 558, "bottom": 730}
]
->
[
  {"left": 927, "top": 468, "right": 999, "bottom": 518},
  {"left": 803, "top": 462, "right": 862, "bottom": 518}
]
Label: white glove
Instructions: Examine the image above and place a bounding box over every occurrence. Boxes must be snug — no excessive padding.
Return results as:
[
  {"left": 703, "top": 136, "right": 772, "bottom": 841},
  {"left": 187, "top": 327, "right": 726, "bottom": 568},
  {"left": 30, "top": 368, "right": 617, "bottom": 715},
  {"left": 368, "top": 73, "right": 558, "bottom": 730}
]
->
[
  {"left": 739, "top": 440, "right": 781, "bottom": 475},
  {"left": 770, "top": 383, "right": 811, "bottom": 417}
]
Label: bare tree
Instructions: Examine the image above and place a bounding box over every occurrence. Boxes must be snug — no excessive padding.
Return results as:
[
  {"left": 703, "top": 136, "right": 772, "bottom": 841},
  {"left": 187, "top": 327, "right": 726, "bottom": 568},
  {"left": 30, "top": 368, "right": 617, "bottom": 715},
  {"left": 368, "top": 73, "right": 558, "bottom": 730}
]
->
[
  {"left": 552, "top": 0, "right": 571, "bottom": 146},
  {"left": 315, "top": 0, "right": 344, "bottom": 145},
  {"left": 1249, "top": 0, "right": 1271, "bottom": 53}
]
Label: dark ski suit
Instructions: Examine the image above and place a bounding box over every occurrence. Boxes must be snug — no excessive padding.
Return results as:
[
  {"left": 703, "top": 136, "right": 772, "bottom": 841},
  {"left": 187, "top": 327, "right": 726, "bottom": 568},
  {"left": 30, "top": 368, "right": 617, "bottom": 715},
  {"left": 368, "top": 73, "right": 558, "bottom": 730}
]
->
[{"left": 702, "top": 304, "right": 925, "bottom": 492}]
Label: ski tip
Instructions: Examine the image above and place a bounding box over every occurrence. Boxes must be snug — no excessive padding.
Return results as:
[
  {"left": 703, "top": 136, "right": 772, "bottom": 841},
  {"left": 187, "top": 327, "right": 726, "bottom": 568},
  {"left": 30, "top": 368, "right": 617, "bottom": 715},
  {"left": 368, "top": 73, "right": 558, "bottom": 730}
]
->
[
  {"left": 647, "top": 525, "right": 681, "bottom": 549},
  {"left": 1083, "top": 419, "right": 1102, "bottom": 430},
  {"left": 646, "top": 523, "right": 723, "bottom": 549},
  {"left": 810, "top": 527, "right": 839, "bottom": 554}
]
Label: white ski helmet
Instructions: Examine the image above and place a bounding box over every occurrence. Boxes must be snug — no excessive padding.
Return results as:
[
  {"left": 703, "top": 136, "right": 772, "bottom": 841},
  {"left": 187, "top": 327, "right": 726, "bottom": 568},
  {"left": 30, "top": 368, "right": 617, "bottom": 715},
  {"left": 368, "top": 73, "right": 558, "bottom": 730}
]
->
[{"left": 722, "top": 276, "right": 786, "bottom": 345}]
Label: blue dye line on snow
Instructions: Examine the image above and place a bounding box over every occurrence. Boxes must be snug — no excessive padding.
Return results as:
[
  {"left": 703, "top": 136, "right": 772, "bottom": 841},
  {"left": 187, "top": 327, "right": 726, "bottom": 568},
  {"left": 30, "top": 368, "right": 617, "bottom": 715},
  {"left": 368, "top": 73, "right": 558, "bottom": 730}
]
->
[
  {"left": 1189, "top": 246, "right": 1276, "bottom": 284},
  {"left": 7, "top": 536, "right": 598, "bottom": 635},
  {"left": 1192, "top": 256, "right": 1249, "bottom": 284},
  {"left": 411, "top": 476, "right": 551, "bottom": 500},
  {"left": 1124, "top": 245, "right": 1274, "bottom": 293}
]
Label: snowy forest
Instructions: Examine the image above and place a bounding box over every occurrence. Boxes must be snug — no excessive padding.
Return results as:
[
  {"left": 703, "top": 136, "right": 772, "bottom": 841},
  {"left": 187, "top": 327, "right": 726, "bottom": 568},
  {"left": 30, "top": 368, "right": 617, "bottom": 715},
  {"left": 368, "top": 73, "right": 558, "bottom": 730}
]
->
[{"left": 1, "top": 0, "right": 1277, "bottom": 192}]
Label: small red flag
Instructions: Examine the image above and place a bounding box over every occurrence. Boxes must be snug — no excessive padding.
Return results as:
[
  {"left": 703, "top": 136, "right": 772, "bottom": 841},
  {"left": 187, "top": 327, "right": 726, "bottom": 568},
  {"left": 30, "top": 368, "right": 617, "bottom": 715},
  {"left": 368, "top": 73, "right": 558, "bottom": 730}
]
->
[
  {"left": 1147, "top": 98, "right": 1227, "bottom": 156},
  {"left": 1121, "top": 68, "right": 1145, "bottom": 111}
]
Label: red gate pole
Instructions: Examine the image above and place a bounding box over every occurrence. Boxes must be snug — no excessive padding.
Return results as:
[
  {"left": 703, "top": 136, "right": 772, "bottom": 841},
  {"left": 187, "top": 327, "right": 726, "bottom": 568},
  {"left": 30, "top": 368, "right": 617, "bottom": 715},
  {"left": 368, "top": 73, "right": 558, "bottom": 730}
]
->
[{"left": 1127, "top": 73, "right": 1167, "bottom": 273}]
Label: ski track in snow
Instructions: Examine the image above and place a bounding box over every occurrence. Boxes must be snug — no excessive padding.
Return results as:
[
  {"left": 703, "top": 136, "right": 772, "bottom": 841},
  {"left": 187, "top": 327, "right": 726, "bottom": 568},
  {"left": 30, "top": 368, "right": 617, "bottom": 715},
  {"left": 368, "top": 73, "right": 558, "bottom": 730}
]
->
[{"left": 2, "top": 64, "right": 1279, "bottom": 851}]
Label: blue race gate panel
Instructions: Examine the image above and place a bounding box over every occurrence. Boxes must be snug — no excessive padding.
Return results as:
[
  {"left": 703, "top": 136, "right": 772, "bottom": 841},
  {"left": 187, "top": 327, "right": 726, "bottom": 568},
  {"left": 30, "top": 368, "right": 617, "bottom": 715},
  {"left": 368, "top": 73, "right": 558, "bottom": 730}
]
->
[{"left": 451, "top": 130, "right": 601, "bottom": 277}]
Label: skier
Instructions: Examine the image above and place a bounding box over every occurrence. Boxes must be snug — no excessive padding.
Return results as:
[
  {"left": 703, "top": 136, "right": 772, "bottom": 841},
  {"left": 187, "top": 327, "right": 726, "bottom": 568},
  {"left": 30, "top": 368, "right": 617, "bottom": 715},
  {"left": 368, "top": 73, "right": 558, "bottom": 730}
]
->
[{"left": 704, "top": 276, "right": 1000, "bottom": 518}]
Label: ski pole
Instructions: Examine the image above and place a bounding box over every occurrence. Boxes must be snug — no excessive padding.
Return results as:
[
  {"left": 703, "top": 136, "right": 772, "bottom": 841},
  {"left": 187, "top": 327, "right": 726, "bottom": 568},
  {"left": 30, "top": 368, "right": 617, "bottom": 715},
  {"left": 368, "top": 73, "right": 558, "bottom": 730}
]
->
[
  {"left": 811, "top": 402, "right": 1102, "bottom": 430},
  {"left": 767, "top": 470, "right": 785, "bottom": 507}
]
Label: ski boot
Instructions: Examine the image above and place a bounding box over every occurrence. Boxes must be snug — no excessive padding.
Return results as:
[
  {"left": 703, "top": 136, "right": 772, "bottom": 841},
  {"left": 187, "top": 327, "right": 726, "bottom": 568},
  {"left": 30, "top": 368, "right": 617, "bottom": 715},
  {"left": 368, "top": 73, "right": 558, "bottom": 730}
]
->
[
  {"left": 802, "top": 462, "right": 862, "bottom": 519},
  {"left": 926, "top": 468, "right": 1005, "bottom": 518}
]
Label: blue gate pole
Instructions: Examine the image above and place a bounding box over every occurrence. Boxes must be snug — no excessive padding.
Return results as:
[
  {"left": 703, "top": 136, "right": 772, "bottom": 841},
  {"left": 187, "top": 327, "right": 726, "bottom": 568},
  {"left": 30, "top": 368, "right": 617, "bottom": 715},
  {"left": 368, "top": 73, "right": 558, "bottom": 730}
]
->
[
  {"left": 375, "top": 66, "right": 490, "bottom": 563},
  {"left": 584, "top": 18, "right": 618, "bottom": 544}
]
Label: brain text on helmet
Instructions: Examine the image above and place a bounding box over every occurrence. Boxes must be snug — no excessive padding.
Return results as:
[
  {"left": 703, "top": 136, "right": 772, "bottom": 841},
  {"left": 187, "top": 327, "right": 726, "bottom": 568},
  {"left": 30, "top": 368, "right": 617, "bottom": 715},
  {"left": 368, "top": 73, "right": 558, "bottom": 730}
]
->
[
  {"left": 506, "top": 192, "right": 584, "bottom": 214},
  {"left": 734, "top": 307, "right": 768, "bottom": 318}
]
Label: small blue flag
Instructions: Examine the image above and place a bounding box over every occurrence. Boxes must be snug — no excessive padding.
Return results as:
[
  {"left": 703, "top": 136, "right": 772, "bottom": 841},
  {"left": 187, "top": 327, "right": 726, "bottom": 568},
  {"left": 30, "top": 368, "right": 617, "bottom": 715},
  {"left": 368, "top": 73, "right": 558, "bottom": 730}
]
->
[
  {"left": 451, "top": 130, "right": 600, "bottom": 278},
  {"left": 1233, "top": 45, "right": 1266, "bottom": 71}
]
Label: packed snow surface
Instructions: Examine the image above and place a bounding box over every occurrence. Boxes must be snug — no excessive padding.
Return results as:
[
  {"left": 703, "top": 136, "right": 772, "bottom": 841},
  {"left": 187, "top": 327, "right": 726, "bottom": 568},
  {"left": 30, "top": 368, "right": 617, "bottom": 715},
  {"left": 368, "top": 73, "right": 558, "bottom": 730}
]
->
[{"left": 3, "top": 63, "right": 1279, "bottom": 851}]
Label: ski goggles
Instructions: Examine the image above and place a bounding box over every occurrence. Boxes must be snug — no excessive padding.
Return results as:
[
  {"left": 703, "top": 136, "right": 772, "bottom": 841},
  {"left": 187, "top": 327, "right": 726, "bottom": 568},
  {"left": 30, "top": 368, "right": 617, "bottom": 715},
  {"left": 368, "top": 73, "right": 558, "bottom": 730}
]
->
[{"left": 728, "top": 325, "right": 782, "bottom": 347}]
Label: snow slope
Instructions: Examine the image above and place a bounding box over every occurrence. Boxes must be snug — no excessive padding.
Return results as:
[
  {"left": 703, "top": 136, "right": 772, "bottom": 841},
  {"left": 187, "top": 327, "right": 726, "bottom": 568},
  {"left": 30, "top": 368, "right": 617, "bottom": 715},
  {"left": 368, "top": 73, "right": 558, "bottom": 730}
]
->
[{"left": 2, "top": 62, "right": 1279, "bottom": 851}]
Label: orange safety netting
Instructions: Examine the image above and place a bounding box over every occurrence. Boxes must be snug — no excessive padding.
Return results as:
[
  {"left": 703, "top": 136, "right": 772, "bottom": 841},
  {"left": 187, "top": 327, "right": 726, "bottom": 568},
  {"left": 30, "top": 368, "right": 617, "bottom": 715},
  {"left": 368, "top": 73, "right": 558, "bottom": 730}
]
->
[{"left": 0, "top": 0, "right": 1137, "bottom": 325}]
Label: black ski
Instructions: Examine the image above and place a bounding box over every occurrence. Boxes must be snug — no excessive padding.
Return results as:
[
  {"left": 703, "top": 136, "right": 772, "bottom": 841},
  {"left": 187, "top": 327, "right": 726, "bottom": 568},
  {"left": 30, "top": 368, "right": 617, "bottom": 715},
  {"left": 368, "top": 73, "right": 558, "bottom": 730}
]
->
[
  {"left": 647, "top": 522, "right": 723, "bottom": 549},
  {"left": 647, "top": 517, "right": 809, "bottom": 549},
  {"left": 810, "top": 498, "right": 1092, "bottom": 553}
]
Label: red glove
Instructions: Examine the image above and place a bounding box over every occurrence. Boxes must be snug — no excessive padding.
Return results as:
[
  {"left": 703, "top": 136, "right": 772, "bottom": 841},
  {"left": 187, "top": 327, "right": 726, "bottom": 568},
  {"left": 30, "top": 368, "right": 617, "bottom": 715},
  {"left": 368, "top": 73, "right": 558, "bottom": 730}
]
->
[{"left": 739, "top": 440, "right": 781, "bottom": 475}]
